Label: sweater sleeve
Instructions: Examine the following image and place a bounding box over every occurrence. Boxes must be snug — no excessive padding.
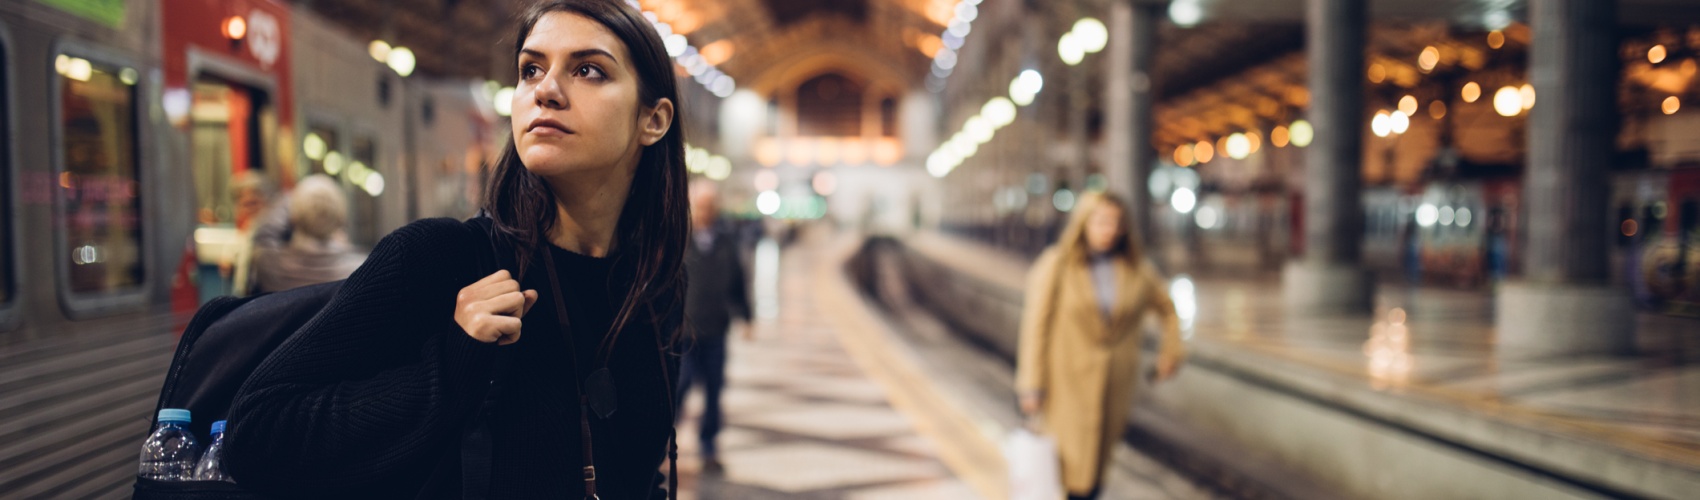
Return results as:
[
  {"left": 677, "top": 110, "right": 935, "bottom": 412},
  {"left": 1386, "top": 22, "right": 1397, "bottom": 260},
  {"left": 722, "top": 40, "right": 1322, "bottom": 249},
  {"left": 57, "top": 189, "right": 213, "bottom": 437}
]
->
[{"left": 224, "top": 218, "right": 499, "bottom": 496}]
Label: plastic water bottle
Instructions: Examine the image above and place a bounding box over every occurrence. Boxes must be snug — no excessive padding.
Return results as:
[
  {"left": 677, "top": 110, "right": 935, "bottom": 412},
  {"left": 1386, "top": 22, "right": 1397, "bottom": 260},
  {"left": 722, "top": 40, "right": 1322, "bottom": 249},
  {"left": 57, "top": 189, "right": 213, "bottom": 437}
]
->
[
  {"left": 193, "top": 420, "right": 233, "bottom": 482},
  {"left": 138, "top": 409, "right": 200, "bottom": 481}
]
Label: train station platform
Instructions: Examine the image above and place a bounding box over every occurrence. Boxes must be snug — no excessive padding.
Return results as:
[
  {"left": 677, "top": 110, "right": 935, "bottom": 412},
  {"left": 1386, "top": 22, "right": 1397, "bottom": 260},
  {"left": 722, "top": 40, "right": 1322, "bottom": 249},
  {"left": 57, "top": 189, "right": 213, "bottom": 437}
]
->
[
  {"left": 676, "top": 227, "right": 1221, "bottom": 499},
  {"left": 858, "top": 230, "right": 1700, "bottom": 500}
]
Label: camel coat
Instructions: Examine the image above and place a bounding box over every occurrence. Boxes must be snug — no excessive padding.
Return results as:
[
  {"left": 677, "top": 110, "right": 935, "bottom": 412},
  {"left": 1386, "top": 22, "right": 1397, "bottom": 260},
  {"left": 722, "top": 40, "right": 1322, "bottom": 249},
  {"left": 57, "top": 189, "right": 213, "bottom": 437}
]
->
[{"left": 1015, "top": 247, "right": 1184, "bottom": 494}]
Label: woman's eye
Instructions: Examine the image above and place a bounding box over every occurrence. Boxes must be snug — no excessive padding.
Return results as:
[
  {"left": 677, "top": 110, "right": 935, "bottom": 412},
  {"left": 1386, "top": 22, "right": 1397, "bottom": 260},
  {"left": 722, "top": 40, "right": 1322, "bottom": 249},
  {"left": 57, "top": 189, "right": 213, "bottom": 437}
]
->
[
  {"left": 576, "top": 65, "right": 606, "bottom": 79},
  {"left": 520, "top": 64, "right": 541, "bottom": 79}
]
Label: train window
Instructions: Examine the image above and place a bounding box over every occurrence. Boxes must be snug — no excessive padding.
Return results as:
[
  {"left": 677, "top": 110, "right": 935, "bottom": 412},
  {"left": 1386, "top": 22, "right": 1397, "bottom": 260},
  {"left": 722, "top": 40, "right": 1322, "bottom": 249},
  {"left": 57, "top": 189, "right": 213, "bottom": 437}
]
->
[
  {"left": 58, "top": 55, "right": 144, "bottom": 294},
  {"left": 349, "top": 135, "right": 379, "bottom": 246},
  {"left": 303, "top": 124, "right": 341, "bottom": 176}
]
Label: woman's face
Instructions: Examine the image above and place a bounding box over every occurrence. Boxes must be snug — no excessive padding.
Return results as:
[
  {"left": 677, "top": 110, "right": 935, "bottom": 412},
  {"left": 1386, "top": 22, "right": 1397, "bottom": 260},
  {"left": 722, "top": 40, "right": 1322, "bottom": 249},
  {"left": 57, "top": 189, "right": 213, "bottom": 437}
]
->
[
  {"left": 511, "top": 12, "right": 666, "bottom": 178},
  {"left": 1084, "top": 203, "right": 1125, "bottom": 254}
]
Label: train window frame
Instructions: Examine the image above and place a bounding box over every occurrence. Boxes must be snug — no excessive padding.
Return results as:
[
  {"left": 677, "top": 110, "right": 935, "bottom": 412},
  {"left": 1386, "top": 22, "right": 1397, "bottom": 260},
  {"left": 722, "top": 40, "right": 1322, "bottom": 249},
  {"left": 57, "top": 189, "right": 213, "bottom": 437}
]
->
[
  {"left": 50, "top": 39, "right": 154, "bottom": 318},
  {"left": 0, "top": 21, "right": 17, "bottom": 330}
]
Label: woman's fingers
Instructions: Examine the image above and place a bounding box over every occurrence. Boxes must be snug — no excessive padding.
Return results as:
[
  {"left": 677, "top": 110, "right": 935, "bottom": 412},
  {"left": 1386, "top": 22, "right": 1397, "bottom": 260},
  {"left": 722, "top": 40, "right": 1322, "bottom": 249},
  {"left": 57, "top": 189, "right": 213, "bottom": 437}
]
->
[
  {"left": 485, "top": 290, "right": 528, "bottom": 315},
  {"left": 467, "top": 313, "right": 523, "bottom": 344},
  {"left": 472, "top": 275, "right": 521, "bottom": 300},
  {"left": 520, "top": 290, "right": 539, "bottom": 317},
  {"left": 455, "top": 272, "right": 532, "bottom": 345},
  {"left": 470, "top": 269, "right": 511, "bottom": 288}
]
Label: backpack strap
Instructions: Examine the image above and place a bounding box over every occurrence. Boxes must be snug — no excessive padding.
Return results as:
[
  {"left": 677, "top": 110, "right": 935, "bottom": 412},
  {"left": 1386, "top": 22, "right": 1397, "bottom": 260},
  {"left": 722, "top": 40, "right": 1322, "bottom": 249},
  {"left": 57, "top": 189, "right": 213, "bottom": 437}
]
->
[{"left": 461, "top": 215, "right": 511, "bottom": 500}]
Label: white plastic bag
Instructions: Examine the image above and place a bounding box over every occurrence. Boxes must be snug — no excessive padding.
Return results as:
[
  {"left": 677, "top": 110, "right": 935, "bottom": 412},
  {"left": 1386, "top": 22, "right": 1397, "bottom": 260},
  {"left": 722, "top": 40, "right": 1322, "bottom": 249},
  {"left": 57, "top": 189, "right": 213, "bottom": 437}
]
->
[{"left": 1004, "top": 427, "right": 1064, "bottom": 500}]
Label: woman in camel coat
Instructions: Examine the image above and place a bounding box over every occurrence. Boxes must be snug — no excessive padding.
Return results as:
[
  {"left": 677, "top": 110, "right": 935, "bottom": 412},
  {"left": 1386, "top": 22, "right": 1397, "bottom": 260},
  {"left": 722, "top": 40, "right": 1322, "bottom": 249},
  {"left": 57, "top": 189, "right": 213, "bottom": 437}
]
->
[{"left": 1016, "top": 192, "right": 1186, "bottom": 499}]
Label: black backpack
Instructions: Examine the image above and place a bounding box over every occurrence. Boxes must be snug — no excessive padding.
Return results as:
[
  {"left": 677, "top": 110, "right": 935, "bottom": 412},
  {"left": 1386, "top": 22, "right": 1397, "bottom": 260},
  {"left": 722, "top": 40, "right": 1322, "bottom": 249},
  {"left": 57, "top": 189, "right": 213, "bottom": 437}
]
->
[{"left": 134, "top": 217, "right": 512, "bottom": 499}]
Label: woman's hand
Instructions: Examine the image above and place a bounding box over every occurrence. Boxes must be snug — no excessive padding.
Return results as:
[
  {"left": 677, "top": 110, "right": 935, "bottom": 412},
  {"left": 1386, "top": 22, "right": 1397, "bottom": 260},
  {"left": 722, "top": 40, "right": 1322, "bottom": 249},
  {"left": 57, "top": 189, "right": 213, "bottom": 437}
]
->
[
  {"left": 454, "top": 270, "right": 538, "bottom": 345},
  {"left": 1019, "top": 391, "right": 1044, "bottom": 416}
]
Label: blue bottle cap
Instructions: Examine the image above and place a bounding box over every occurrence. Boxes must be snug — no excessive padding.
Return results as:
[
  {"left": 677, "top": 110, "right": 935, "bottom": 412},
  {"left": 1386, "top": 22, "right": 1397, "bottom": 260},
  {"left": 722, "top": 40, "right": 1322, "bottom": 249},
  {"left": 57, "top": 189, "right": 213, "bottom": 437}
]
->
[
  {"left": 157, "top": 409, "right": 191, "bottom": 423},
  {"left": 211, "top": 420, "right": 227, "bottom": 434}
]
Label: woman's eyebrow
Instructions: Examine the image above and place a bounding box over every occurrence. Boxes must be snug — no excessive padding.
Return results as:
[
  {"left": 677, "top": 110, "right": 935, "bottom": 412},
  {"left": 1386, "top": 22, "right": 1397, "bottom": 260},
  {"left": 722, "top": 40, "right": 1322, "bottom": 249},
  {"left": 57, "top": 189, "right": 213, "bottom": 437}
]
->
[{"left": 518, "top": 47, "right": 620, "bottom": 65}]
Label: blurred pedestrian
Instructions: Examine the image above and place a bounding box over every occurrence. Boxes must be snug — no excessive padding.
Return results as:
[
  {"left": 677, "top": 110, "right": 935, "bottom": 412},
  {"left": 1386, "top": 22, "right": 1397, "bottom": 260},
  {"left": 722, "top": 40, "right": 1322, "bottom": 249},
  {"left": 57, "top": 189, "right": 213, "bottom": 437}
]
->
[
  {"left": 224, "top": 1, "right": 689, "bottom": 498},
  {"left": 197, "top": 171, "right": 273, "bottom": 300},
  {"left": 674, "top": 178, "right": 753, "bottom": 475},
  {"left": 1015, "top": 192, "right": 1186, "bottom": 500},
  {"left": 254, "top": 174, "right": 366, "bottom": 292}
]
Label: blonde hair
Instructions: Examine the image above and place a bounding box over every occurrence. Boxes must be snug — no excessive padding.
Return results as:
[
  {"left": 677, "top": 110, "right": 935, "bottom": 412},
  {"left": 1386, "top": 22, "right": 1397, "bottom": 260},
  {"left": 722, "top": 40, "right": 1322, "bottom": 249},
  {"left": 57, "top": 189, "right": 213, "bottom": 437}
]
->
[
  {"left": 288, "top": 174, "right": 348, "bottom": 241},
  {"left": 1054, "top": 191, "right": 1145, "bottom": 268}
]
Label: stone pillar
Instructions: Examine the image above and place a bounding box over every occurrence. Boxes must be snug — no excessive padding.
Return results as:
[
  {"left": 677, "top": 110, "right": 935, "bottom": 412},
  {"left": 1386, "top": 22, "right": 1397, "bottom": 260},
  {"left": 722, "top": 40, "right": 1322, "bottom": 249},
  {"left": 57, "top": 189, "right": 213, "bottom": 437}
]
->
[
  {"left": 1282, "top": 0, "right": 1375, "bottom": 313},
  {"left": 1104, "top": 0, "right": 1160, "bottom": 249},
  {"left": 1497, "top": 0, "right": 1634, "bottom": 358},
  {"left": 1068, "top": 64, "right": 1090, "bottom": 191}
]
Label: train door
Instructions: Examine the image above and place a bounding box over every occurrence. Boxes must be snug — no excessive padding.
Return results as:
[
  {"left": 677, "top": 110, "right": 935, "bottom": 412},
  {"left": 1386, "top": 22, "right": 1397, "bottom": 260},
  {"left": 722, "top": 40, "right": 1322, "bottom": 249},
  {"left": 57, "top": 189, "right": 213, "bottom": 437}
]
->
[
  {"left": 56, "top": 52, "right": 147, "bottom": 307},
  {"left": 188, "top": 77, "right": 276, "bottom": 301}
]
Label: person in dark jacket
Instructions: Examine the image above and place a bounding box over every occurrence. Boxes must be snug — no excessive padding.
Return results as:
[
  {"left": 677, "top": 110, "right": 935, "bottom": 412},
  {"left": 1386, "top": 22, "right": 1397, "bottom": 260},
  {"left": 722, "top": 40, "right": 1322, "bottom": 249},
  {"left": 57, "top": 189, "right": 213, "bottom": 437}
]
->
[
  {"left": 223, "top": 1, "right": 690, "bottom": 498},
  {"left": 674, "top": 179, "right": 753, "bottom": 475}
]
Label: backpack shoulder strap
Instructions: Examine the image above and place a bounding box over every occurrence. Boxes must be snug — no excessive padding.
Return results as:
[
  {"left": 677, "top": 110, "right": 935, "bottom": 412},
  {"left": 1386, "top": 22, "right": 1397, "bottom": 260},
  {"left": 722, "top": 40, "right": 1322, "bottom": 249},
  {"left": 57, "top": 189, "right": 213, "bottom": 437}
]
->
[{"left": 459, "top": 214, "right": 514, "bottom": 500}]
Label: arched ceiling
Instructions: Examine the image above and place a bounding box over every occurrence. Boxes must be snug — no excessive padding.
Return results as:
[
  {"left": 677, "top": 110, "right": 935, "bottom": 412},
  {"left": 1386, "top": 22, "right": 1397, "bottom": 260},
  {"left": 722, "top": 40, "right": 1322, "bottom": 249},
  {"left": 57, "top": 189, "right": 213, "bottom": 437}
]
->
[{"left": 636, "top": 0, "right": 949, "bottom": 94}]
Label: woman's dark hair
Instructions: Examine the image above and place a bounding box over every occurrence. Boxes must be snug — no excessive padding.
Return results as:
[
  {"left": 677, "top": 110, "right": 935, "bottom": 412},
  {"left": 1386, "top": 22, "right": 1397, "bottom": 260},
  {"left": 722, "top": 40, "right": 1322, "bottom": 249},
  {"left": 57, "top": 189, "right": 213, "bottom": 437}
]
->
[{"left": 483, "top": 0, "right": 688, "bottom": 349}]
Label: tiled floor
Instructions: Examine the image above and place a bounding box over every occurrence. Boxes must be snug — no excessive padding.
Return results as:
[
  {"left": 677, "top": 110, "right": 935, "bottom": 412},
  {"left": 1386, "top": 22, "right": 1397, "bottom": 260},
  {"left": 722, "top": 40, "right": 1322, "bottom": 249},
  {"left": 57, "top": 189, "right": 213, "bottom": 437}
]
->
[
  {"left": 671, "top": 229, "right": 1229, "bottom": 499},
  {"left": 671, "top": 236, "right": 975, "bottom": 499}
]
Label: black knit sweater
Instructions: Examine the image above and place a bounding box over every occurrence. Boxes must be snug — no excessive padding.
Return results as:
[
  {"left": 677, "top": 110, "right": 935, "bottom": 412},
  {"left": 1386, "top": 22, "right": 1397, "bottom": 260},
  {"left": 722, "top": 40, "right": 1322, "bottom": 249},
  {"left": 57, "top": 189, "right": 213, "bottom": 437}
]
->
[{"left": 224, "top": 218, "right": 679, "bottom": 499}]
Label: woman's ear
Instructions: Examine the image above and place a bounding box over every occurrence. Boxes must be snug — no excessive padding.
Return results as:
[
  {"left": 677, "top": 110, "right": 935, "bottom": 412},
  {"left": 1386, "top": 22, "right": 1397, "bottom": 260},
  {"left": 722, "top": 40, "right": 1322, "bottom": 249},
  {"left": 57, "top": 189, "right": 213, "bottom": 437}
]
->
[{"left": 639, "top": 97, "right": 675, "bottom": 146}]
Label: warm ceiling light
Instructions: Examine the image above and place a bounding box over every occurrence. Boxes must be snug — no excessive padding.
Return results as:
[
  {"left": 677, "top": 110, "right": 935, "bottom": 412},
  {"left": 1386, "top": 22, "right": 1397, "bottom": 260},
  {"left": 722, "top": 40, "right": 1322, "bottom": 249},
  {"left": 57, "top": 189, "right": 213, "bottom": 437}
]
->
[
  {"left": 1226, "top": 133, "right": 1251, "bottom": 160},
  {"left": 387, "top": 46, "right": 416, "bottom": 77},
  {"left": 1418, "top": 46, "right": 1440, "bottom": 72},
  {"left": 1372, "top": 110, "right": 1392, "bottom": 137},
  {"left": 368, "top": 40, "right": 391, "bottom": 63},
  {"left": 1519, "top": 84, "right": 1536, "bottom": 110},
  {"left": 223, "top": 16, "right": 247, "bottom": 40},
  {"left": 1174, "top": 144, "right": 1195, "bottom": 167},
  {"left": 1663, "top": 96, "right": 1681, "bottom": 115},
  {"left": 1487, "top": 30, "right": 1505, "bottom": 49},
  {"left": 1429, "top": 100, "right": 1447, "bottom": 119},
  {"left": 1289, "top": 119, "right": 1314, "bottom": 147},
  {"left": 1462, "top": 82, "right": 1482, "bottom": 103},
  {"left": 1650, "top": 44, "right": 1668, "bottom": 64},
  {"left": 699, "top": 40, "right": 735, "bottom": 66},
  {"left": 1271, "top": 125, "right": 1290, "bottom": 147},
  {"left": 1493, "top": 86, "right": 1523, "bottom": 116},
  {"left": 1058, "top": 33, "right": 1085, "bottom": 66},
  {"left": 1367, "top": 63, "right": 1386, "bottom": 83},
  {"left": 1398, "top": 95, "right": 1419, "bottom": 116},
  {"left": 916, "top": 33, "right": 944, "bottom": 58},
  {"left": 1194, "top": 140, "right": 1214, "bottom": 163}
]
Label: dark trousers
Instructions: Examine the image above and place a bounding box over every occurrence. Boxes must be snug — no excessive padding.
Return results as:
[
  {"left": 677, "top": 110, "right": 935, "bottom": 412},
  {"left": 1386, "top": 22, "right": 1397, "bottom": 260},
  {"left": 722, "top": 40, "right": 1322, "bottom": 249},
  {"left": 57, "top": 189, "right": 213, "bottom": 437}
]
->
[{"left": 674, "top": 335, "right": 727, "bottom": 457}]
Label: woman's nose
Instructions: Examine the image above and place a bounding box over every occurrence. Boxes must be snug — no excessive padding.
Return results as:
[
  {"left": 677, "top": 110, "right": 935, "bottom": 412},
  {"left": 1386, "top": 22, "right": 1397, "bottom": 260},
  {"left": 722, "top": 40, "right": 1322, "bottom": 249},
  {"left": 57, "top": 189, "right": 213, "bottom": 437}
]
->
[{"left": 534, "top": 72, "right": 567, "bottom": 109}]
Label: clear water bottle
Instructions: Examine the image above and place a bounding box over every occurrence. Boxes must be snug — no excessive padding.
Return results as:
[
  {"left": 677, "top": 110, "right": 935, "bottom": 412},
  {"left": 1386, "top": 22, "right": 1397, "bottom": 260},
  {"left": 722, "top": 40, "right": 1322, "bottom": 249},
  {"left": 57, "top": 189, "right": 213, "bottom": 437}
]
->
[
  {"left": 193, "top": 420, "right": 233, "bottom": 482},
  {"left": 138, "top": 409, "right": 200, "bottom": 481}
]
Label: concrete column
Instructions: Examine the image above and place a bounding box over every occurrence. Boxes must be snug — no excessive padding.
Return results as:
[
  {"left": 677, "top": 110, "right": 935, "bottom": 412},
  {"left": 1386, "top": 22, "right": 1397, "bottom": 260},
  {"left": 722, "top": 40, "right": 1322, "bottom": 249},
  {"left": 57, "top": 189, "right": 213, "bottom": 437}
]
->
[
  {"left": 1497, "top": 0, "right": 1634, "bottom": 358},
  {"left": 1104, "top": 0, "right": 1160, "bottom": 248},
  {"left": 1068, "top": 65, "right": 1090, "bottom": 191},
  {"left": 1282, "top": 0, "right": 1375, "bottom": 313}
]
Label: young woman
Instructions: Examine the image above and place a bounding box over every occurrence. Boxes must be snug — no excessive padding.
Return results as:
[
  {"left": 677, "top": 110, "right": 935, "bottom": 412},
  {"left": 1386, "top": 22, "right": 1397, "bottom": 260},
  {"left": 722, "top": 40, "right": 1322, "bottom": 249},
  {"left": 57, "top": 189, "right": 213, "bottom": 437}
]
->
[
  {"left": 223, "top": 1, "right": 688, "bottom": 497},
  {"left": 1015, "top": 192, "right": 1186, "bottom": 500}
]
